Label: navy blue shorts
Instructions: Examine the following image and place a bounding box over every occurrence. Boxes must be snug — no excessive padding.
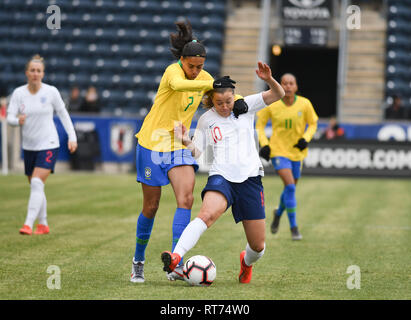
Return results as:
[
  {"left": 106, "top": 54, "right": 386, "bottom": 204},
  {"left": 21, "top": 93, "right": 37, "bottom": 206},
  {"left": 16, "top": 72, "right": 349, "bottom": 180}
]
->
[
  {"left": 201, "top": 175, "right": 266, "bottom": 224},
  {"left": 23, "top": 148, "right": 59, "bottom": 176},
  {"left": 136, "top": 143, "right": 199, "bottom": 186}
]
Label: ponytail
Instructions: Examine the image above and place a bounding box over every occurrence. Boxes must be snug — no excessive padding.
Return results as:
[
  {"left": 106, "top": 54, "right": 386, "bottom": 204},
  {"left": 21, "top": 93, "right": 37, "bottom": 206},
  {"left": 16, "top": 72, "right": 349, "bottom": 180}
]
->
[{"left": 170, "top": 20, "right": 206, "bottom": 59}]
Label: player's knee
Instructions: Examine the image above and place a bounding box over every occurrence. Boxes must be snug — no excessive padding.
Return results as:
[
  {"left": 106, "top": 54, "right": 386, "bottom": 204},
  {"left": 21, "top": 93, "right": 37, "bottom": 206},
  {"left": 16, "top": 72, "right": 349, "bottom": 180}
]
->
[
  {"left": 177, "top": 193, "right": 194, "bottom": 209},
  {"left": 250, "top": 241, "right": 265, "bottom": 253},
  {"left": 30, "top": 177, "right": 44, "bottom": 192},
  {"left": 251, "top": 240, "right": 265, "bottom": 254},
  {"left": 197, "top": 211, "right": 215, "bottom": 228},
  {"left": 143, "top": 201, "right": 160, "bottom": 217},
  {"left": 284, "top": 183, "right": 296, "bottom": 195}
]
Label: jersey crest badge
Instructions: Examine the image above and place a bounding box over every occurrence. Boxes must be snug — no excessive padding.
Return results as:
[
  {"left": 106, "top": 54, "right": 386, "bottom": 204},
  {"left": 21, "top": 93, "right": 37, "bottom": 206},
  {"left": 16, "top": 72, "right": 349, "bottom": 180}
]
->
[{"left": 144, "top": 167, "right": 152, "bottom": 179}]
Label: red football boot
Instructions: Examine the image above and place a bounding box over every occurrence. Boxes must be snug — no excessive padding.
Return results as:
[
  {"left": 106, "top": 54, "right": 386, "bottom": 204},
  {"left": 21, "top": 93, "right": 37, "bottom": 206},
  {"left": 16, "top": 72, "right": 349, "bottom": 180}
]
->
[{"left": 239, "top": 250, "right": 253, "bottom": 283}]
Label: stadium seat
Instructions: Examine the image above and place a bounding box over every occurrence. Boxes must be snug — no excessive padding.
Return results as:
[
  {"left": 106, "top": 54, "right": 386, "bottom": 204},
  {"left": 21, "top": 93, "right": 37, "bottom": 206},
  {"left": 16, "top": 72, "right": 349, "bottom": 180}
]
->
[
  {"left": 67, "top": 73, "right": 90, "bottom": 87},
  {"left": 387, "top": 20, "right": 411, "bottom": 36},
  {"left": 47, "top": 56, "right": 72, "bottom": 71},
  {"left": 386, "top": 64, "right": 410, "bottom": 80},
  {"left": 0, "top": 11, "right": 13, "bottom": 24},
  {"left": 13, "top": 12, "right": 36, "bottom": 25},
  {"left": 159, "top": 1, "right": 182, "bottom": 15},
  {"left": 388, "top": 34, "right": 411, "bottom": 50},
  {"left": 27, "top": 27, "right": 53, "bottom": 41},
  {"left": 1, "top": 0, "right": 226, "bottom": 111},
  {"left": 385, "top": 0, "right": 411, "bottom": 105},
  {"left": 386, "top": 50, "right": 411, "bottom": 64},
  {"left": 0, "top": 26, "right": 10, "bottom": 40},
  {"left": 92, "top": 73, "right": 113, "bottom": 87},
  {"left": 45, "top": 72, "right": 68, "bottom": 88}
]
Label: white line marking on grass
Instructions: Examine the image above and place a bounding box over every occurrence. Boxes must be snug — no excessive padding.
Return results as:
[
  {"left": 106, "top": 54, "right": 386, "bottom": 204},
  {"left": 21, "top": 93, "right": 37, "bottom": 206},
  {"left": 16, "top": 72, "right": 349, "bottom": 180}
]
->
[{"left": 305, "top": 224, "right": 411, "bottom": 231}]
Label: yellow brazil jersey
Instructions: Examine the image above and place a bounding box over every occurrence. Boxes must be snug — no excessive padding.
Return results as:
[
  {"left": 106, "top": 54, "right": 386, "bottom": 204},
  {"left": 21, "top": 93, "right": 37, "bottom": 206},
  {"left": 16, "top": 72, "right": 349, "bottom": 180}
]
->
[
  {"left": 256, "top": 95, "right": 318, "bottom": 161},
  {"left": 136, "top": 62, "right": 214, "bottom": 152}
]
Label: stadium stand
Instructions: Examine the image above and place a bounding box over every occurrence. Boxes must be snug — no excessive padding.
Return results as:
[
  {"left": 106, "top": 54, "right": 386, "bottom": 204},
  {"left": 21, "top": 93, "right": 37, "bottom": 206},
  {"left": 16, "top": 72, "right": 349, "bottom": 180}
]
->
[
  {"left": 0, "top": 0, "right": 227, "bottom": 114},
  {"left": 385, "top": 0, "right": 411, "bottom": 112}
]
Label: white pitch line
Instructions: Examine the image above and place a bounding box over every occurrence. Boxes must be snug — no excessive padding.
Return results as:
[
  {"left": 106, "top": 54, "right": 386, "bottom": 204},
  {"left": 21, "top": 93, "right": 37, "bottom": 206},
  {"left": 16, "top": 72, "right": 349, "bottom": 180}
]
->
[{"left": 304, "top": 223, "right": 411, "bottom": 231}]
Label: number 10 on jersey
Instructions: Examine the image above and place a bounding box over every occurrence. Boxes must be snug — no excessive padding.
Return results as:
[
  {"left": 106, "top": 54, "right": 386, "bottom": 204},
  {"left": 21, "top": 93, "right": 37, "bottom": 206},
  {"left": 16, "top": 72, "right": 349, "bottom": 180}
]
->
[{"left": 211, "top": 126, "right": 222, "bottom": 143}]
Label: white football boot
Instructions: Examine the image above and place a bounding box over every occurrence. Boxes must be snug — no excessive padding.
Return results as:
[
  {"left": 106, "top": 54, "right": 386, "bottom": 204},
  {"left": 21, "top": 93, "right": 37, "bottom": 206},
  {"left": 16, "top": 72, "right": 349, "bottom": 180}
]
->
[
  {"left": 166, "top": 265, "right": 185, "bottom": 281},
  {"left": 130, "top": 260, "right": 145, "bottom": 283}
]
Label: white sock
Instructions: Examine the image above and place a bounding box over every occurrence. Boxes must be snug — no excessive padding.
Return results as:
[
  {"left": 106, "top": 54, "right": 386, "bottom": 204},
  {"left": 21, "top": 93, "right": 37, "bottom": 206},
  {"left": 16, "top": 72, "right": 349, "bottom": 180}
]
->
[
  {"left": 244, "top": 243, "right": 265, "bottom": 267},
  {"left": 133, "top": 258, "right": 144, "bottom": 264},
  {"left": 173, "top": 217, "right": 208, "bottom": 258},
  {"left": 24, "top": 177, "right": 45, "bottom": 228},
  {"left": 37, "top": 193, "right": 48, "bottom": 226}
]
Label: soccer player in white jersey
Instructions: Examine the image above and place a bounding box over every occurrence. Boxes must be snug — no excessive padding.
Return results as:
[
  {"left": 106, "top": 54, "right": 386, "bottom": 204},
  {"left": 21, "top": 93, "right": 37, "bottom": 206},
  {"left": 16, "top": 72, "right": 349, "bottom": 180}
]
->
[
  {"left": 161, "top": 62, "right": 285, "bottom": 283},
  {"left": 7, "top": 54, "right": 77, "bottom": 235}
]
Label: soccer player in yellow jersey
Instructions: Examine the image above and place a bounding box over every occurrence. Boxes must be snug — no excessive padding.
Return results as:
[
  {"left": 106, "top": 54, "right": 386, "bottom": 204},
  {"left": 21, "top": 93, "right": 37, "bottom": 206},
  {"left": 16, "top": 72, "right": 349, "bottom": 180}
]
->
[
  {"left": 131, "top": 21, "right": 245, "bottom": 283},
  {"left": 256, "top": 73, "right": 318, "bottom": 240}
]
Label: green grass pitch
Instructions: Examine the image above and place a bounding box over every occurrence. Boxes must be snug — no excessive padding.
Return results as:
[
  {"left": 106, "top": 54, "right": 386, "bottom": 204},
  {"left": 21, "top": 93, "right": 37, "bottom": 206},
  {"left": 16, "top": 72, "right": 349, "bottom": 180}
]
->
[{"left": 0, "top": 173, "right": 410, "bottom": 300}]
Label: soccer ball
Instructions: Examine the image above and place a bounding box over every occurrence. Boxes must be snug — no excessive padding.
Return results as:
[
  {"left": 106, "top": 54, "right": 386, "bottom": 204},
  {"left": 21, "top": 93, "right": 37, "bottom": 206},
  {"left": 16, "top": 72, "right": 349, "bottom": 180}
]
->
[{"left": 183, "top": 255, "right": 217, "bottom": 286}]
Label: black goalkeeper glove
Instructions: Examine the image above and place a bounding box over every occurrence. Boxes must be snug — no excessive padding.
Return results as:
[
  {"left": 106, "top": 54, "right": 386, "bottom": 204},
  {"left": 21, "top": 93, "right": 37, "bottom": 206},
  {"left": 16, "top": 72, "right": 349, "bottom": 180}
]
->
[
  {"left": 259, "top": 145, "right": 271, "bottom": 161},
  {"left": 293, "top": 138, "right": 308, "bottom": 151},
  {"left": 232, "top": 98, "right": 248, "bottom": 118},
  {"left": 213, "top": 76, "right": 236, "bottom": 89}
]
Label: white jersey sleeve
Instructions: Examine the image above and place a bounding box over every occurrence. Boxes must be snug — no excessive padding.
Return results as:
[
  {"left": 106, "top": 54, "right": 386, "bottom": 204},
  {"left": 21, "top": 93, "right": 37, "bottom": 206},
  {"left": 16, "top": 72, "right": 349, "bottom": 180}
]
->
[
  {"left": 192, "top": 114, "right": 208, "bottom": 154},
  {"left": 244, "top": 92, "right": 267, "bottom": 115},
  {"left": 52, "top": 86, "right": 77, "bottom": 142},
  {"left": 6, "top": 88, "right": 21, "bottom": 126}
]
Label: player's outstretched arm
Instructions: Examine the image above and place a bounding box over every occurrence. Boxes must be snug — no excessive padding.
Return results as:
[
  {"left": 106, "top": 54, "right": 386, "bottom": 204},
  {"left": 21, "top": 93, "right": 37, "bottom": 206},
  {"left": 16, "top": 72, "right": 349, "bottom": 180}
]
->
[
  {"left": 256, "top": 62, "right": 285, "bottom": 105},
  {"left": 174, "top": 123, "right": 202, "bottom": 158}
]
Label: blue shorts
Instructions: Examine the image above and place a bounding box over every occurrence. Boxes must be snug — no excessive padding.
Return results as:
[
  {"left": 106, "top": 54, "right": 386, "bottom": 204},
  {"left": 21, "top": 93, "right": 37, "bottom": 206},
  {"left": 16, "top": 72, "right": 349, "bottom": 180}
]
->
[
  {"left": 136, "top": 143, "right": 199, "bottom": 186},
  {"left": 272, "top": 156, "right": 302, "bottom": 179},
  {"left": 23, "top": 148, "right": 59, "bottom": 176},
  {"left": 201, "top": 175, "right": 265, "bottom": 224}
]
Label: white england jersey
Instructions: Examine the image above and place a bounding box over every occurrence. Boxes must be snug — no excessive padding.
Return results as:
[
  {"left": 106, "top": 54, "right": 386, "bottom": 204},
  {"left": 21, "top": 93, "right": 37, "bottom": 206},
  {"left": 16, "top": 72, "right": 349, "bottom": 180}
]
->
[
  {"left": 193, "top": 92, "right": 267, "bottom": 183},
  {"left": 7, "top": 83, "right": 77, "bottom": 151}
]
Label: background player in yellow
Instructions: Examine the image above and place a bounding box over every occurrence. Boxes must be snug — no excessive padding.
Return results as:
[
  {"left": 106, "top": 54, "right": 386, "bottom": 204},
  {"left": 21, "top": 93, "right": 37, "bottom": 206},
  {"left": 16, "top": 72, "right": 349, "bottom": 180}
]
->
[
  {"left": 256, "top": 73, "right": 318, "bottom": 240},
  {"left": 131, "top": 20, "right": 246, "bottom": 283}
]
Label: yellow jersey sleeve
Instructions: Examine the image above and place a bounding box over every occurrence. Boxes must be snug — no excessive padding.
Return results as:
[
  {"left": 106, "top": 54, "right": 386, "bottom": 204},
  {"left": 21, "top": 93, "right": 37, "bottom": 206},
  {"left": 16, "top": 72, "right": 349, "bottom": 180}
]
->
[
  {"left": 168, "top": 69, "right": 214, "bottom": 92},
  {"left": 302, "top": 99, "right": 319, "bottom": 142},
  {"left": 136, "top": 63, "right": 214, "bottom": 152},
  {"left": 256, "top": 107, "right": 271, "bottom": 147}
]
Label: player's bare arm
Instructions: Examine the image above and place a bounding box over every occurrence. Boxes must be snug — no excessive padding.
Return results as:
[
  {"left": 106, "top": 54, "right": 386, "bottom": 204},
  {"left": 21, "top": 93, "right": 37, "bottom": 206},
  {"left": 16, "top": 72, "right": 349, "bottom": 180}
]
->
[{"left": 255, "top": 61, "right": 285, "bottom": 105}]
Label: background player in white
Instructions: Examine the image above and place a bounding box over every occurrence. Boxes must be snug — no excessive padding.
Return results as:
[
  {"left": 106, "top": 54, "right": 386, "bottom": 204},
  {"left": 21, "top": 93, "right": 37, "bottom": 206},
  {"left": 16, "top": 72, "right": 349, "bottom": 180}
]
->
[
  {"left": 7, "top": 54, "right": 78, "bottom": 235},
  {"left": 161, "top": 62, "right": 284, "bottom": 283}
]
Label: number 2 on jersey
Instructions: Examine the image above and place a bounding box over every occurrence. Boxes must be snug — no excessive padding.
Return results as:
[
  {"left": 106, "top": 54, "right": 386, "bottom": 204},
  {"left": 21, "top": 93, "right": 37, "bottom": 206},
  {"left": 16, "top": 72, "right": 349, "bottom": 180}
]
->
[{"left": 45, "top": 151, "right": 53, "bottom": 163}]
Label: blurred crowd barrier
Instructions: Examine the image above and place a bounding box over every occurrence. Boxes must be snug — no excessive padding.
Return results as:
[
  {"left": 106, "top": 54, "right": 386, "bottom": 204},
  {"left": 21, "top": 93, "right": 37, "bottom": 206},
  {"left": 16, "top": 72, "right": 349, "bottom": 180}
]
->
[{"left": 2, "top": 115, "right": 411, "bottom": 177}]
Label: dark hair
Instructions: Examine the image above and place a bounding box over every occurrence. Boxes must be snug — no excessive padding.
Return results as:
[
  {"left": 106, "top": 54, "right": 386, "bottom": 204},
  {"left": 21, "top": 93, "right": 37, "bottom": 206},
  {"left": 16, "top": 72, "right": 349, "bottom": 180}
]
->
[
  {"left": 202, "top": 88, "right": 235, "bottom": 109},
  {"left": 170, "top": 20, "right": 206, "bottom": 59}
]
